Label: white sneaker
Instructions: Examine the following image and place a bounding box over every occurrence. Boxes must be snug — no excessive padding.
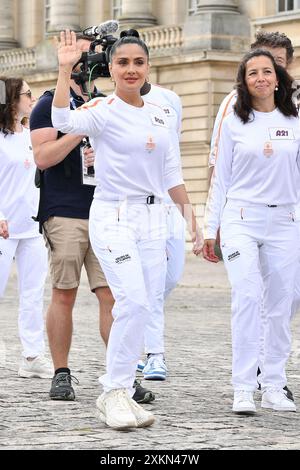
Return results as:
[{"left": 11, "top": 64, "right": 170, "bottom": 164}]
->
[
  {"left": 18, "top": 355, "right": 53, "bottom": 379},
  {"left": 262, "top": 388, "right": 297, "bottom": 412},
  {"left": 127, "top": 396, "right": 155, "bottom": 428},
  {"left": 96, "top": 389, "right": 137, "bottom": 429},
  {"left": 232, "top": 390, "right": 256, "bottom": 414}
]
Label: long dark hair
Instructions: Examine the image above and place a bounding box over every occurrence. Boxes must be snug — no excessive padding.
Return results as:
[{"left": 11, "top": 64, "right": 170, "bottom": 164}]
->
[
  {"left": 234, "top": 49, "right": 298, "bottom": 124},
  {"left": 0, "top": 76, "right": 23, "bottom": 135}
]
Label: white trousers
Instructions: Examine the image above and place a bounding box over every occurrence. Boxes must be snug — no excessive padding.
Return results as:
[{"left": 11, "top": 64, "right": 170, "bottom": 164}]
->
[
  {"left": 89, "top": 200, "right": 167, "bottom": 395},
  {"left": 0, "top": 236, "right": 48, "bottom": 357},
  {"left": 221, "top": 201, "right": 299, "bottom": 391},
  {"left": 291, "top": 219, "right": 300, "bottom": 318},
  {"left": 164, "top": 205, "right": 186, "bottom": 299},
  {"left": 143, "top": 205, "right": 186, "bottom": 354}
]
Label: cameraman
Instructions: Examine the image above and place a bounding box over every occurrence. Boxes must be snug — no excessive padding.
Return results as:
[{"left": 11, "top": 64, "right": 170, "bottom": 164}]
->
[{"left": 30, "top": 33, "right": 114, "bottom": 401}]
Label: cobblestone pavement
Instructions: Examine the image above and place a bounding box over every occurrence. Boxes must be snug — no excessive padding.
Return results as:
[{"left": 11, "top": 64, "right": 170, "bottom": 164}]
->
[{"left": 0, "top": 254, "right": 300, "bottom": 450}]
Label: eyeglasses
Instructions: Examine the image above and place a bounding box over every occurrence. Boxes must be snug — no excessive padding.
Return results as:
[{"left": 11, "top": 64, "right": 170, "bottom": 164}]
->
[{"left": 20, "top": 90, "right": 32, "bottom": 98}]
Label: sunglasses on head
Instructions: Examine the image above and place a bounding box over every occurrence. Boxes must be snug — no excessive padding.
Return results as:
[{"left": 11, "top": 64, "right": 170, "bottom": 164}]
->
[{"left": 20, "top": 90, "right": 32, "bottom": 98}]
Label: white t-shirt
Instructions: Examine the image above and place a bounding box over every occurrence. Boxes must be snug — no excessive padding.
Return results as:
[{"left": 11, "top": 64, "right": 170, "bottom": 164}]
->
[
  {"left": 0, "top": 127, "right": 40, "bottom": 238},
  {"left": 209, "top": 90, "right": 300, "bottom": 216},
  {"left": 204, "top": 109, "right": 300, "bottom": 239},
  {"left": 144, "top": 84, "right": 182, "bottom": 204},
  {"left": 52, "top": 94, "right": 184, "bottom": 202},
  {"left": 208, "top": 90, "right": 237, "bottom": 168}
]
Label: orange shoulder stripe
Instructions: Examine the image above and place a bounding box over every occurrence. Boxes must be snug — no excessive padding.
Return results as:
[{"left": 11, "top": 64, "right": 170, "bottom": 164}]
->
[
  {"left": 214, "top": 91, "right": 236, "bottom": 163},
  {"left": 76, "top": 98, "right": 103, "bottom": 111},
  {"left": 145, "top": 101, "right": 164, "bottom": 110}
]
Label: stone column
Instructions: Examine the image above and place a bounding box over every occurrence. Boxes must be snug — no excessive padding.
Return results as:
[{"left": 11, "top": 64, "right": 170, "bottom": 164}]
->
[
  {"left": 183, "top": 0, "right": 250, "bottom": 52},
  {"left": 0, "top": 0, "right": 18, "bottom": 50},
  {"left": 119, "top": 0, "right": 157, "bottom": 29},
  {"left": 197, "top": 0, "right": 239, "bottom": 11},
  {"left": 47, "top": 0, "right": 81, "bottom": 34}
]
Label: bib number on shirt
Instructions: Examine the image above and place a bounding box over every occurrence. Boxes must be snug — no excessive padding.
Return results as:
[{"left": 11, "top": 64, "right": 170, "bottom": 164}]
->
[
  {"left": 150, "top": 114, "right": 167, "bottom": 128},
  {"left": 268, "top": 128, "right": 295, "bottom": 140},
  {"left": 162, "top": 106, "right": 176, "bottom": 117}
]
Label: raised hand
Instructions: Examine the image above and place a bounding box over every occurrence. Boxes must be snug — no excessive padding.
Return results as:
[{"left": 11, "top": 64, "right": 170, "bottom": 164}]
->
[{"left": 55, "top": 30, "right": 83, "bottom": 70}]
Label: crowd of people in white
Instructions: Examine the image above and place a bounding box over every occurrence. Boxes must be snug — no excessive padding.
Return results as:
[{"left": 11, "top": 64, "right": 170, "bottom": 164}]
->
[{"left": 0, "top": 28, "right": 299, "bottom": 429}]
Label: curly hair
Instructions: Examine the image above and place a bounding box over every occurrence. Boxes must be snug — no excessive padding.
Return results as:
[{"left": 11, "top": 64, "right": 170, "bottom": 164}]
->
[
  {"left": 251, "top": 30, "right": 294, "bottom": 65},
  {"left": 0, "top": 76, "right": 24, "bottom": 136},
  {"left": 234, "top": 49, "right": 298, "bottom": 124}
]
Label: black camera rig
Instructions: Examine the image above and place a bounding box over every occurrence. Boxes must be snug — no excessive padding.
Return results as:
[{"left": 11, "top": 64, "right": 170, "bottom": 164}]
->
[
  {"left": 71, "top": 37, "right": 117, "bottom": 98},
  {"left": 70, "top": 22, "right": 140, "bottom": 99}
]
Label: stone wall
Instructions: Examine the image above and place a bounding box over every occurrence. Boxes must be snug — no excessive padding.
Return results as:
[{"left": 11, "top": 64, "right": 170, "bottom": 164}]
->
[{"left": 2, "top": 0, "right": 300, "bottom": 230}]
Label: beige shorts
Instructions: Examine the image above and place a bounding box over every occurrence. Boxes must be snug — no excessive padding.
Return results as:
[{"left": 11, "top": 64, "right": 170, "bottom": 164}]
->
[{"left": 43, "top": 216, "right": 108, "bottom": 291}]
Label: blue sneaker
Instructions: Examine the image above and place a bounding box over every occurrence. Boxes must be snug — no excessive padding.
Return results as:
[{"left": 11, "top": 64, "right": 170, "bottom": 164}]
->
[
  {"left": 143, "top": 355, "right": 167, "bottom": 381},
  {"left": 136, "top": 360, "right": 145, "bottom": 373}
]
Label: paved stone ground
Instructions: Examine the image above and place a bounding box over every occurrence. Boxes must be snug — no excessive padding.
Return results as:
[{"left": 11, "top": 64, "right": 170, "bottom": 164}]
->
[{"left": 0, "top": 254, "right": 300, "bottom": 450}]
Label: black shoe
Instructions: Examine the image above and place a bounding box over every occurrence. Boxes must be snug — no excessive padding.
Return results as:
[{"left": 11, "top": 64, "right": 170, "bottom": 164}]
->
[
  {"left": 49, "top": 372, "right": 78, "bottom": 401},
  {"left": 257, "top": 381, "right": 293, "bottom": 401},
  {"left": 283, "top": 385, "right": 294, "bottom": 402},
  {"left": 257, "top": 367, "right": 262, "bottom": 390},
  {"left": 132, "top": 379, "right": 155, "bottom": 404}
]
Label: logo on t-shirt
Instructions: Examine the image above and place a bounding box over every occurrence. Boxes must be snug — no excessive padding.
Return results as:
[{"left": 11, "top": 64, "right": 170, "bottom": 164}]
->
[
  {"left": 24, "top": 159, "right": 31, "bottom": 169},
  {"left": 263, "top": 142, "right": 274, "bottom": 158},
  {"left": 115, "top": 254, "right": 131, "bottom": 264},
  {"left": 145, "top": 136, "right": 156, "bottom": 153},
  {"left": 228, "top": 251, "right": 240, "bottom": 262}
]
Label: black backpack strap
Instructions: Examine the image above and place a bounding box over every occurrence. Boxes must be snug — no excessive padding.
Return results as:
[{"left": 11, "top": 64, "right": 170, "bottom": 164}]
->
[{"left": 32, "top": 168, "right": 44, "bottom": 234}]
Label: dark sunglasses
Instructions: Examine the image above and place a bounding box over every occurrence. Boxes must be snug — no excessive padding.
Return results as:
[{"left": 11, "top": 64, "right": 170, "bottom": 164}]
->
[{"left": 20, "top": 90, "right": 32, "bottom": 98}]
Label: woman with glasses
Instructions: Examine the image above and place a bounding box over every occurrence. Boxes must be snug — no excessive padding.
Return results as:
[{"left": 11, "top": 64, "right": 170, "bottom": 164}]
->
[{"left": 0, "top": 77, "right": 52, "bottom": 379}]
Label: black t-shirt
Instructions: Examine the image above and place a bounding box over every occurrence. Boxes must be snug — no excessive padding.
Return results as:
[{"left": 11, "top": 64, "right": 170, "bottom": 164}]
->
[{"left": 29, "top": 88, "right": 95, "bottom": 225}]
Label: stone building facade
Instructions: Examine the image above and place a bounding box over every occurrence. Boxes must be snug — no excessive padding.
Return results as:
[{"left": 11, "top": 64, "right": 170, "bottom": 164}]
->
[{"left": 1, "top": 0, "right": 300, "bottom": 223}]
